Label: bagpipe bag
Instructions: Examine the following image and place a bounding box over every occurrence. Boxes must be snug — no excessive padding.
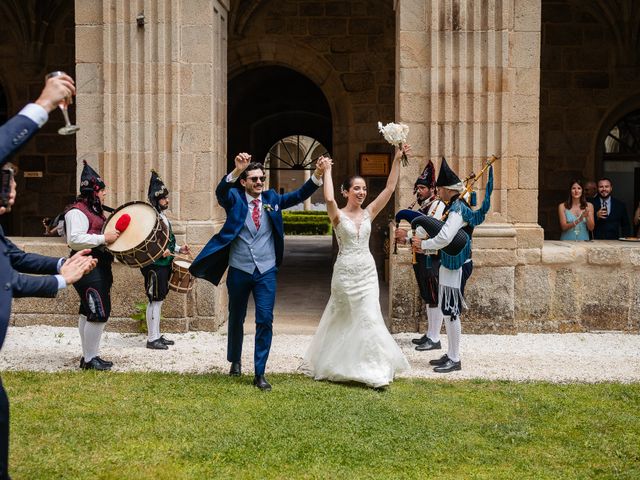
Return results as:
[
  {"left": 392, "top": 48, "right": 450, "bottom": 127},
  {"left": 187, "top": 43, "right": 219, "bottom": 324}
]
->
[
  {"left": 394, "top": 209, "right": 469, "bottom": 257},
  {"left": 410, "top": 215, "right": 469, "bottom": 256}
]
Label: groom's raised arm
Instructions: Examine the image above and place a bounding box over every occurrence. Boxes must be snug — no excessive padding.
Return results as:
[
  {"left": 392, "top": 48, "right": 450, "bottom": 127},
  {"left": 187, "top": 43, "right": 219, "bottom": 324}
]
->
[{"left": 215, "top": 152, "right": 252, "bottom": 207}]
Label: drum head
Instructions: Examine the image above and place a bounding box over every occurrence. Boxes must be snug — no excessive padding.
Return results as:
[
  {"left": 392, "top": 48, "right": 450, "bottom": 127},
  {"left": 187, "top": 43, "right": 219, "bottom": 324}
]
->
[
  {"left": 174, "top": 260, "right": 191, "bottom": 269},
  {"left": 105, "top": 202, "right": 159, "bottom": 253}
]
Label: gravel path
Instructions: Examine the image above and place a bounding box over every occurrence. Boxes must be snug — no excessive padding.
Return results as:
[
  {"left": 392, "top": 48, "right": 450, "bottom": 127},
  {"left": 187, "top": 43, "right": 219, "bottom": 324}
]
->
[{"left": 1, "top": 326, "right": 639, "bottom": 383}]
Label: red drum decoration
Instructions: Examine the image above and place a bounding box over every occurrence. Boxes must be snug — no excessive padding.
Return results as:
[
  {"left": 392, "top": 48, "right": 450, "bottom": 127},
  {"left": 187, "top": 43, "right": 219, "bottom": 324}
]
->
[{"left": 115, "top": 213, "right": 131, "bottom": 233}]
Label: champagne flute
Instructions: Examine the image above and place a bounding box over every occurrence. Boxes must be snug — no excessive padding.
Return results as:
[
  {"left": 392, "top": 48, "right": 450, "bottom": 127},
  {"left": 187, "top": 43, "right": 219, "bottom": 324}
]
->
[{"left": 45, "top": 71, "right": 80, "bottom": 135}]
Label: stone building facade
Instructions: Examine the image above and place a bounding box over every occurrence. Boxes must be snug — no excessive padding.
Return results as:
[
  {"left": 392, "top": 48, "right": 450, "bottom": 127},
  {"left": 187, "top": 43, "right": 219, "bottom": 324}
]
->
[{"left": 3, "top": 0, "right": 640, "bottom": 333}]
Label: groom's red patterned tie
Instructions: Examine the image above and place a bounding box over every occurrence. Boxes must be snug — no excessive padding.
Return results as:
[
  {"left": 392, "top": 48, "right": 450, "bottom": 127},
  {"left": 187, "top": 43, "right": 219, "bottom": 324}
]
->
[{"left": 251, "top": 198, "right": 261, "bottom": 230}]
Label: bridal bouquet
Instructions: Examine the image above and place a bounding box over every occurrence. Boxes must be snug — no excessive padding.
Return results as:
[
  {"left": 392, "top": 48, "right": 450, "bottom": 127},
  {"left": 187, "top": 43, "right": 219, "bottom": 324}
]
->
[{"left": 378, "top": 121, "right": 409, "bottom": 166}]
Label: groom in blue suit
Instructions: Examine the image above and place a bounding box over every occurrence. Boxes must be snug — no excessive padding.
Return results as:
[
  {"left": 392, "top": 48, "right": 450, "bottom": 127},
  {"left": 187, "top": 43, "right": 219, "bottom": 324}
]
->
[{"left": 190, "top": 153, "right": 325, "bottom": 390}]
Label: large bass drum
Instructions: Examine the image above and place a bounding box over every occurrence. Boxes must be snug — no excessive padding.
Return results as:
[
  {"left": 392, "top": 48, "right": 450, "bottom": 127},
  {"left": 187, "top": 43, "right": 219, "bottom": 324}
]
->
[
  {"left": 104, "top": 201, "right": 169, "bottom": 268},
  {"left": 411, "top": 215, "right": 469, "bottom": 256}
]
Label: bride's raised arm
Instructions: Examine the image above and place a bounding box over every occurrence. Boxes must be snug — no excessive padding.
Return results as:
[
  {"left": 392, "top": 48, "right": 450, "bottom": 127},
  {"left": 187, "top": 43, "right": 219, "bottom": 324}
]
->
[
  {"left": 367, "top": 144, "right": 411, "bottom": 220},
  {"left": 319, "top": 157, "right": 340, "bottom": 226}
]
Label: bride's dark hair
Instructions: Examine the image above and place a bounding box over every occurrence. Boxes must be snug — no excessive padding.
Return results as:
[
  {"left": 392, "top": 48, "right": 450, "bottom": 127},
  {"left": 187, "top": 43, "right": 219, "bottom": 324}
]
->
[{"left": 340, "top": 175, "right": 365, "bottom": 197}]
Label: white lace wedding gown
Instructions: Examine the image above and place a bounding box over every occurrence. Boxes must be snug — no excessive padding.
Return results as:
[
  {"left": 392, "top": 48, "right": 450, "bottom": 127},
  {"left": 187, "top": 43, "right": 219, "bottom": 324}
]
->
[{"left": 301, "top": 209, "right": 409, "bottom": 388}]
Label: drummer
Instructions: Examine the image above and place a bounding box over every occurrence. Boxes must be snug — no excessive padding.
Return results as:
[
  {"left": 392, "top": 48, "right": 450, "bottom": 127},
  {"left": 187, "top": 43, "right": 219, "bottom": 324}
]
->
[
  {"left": 64, "top": 161, "right": 119, "bottom": 370},
  {"left": 141, "top": 170, "right": 190, "bottom": 350}
]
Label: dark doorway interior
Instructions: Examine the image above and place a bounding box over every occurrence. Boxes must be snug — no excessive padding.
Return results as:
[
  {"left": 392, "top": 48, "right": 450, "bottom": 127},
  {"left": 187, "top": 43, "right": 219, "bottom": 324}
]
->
[
  {"left": 227, "top": 66, "right": 332, "bottom": 169},
  {"left": 0, "top": 1, "right": 77, "bottom": 236},
  {"left": 227, "top": 66, "right": 336, "bottom": 330}
]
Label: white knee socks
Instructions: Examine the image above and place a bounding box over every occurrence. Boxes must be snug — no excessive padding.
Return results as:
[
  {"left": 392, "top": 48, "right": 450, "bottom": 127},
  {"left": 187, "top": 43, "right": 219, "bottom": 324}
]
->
[
  {"left": 83, "top": 321, "right": 106, "bottom": 362},
  {"left": 146, "top": 300, "right": 163, "bottom": 342},
  {"left": 444, "top": 316, "right": 461, "bottom": 362},
  {"left": 77, "top": 315, "right": 87, "bottom": 354},
  {"left": 426, "top": 307, "right": 443, "bottom": 343}
]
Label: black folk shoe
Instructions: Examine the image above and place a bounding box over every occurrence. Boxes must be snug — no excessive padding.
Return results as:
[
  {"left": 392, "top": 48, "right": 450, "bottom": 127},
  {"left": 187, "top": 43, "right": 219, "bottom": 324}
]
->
[
  {"left": 80, "top": 356, "right": 113, "bottom": 368},
  {"left": 433, "top": 359, "right": 462, "bottom": 373},
  {"left": 429, "top": 354, "right": 450, "bottom": 366},
  {"left": 229, "top": 362, "right": 241, "bottom": 376},
  {"left": 146, "top": 338, "right": 169, "bottom": 350},
  {"left": 415, "top": 339, "right": 442, "bottom": 351},
  {"left": 82, "top": 357, "right": 112, "bottom": 371},
  {"left": 253, "top": 375, "right": 272, "bottom": 391},
  {"left": 411, "top": 334, "right": 429, "bottom": 345},
  {"left": 159, "top": 335, "right": 174, "bottom": 345},
  {"left": 95, "top": 357, "right": 113, "bottom": 367}
]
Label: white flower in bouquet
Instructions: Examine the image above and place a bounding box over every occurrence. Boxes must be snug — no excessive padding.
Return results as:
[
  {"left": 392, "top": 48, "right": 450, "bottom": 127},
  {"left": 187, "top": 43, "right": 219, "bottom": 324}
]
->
[{"left": 377, "top": 122, "right": 410, "bottom": 166}]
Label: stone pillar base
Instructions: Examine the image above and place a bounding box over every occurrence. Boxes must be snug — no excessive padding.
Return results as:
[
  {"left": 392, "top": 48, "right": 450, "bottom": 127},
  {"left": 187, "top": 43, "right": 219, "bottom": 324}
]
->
[{"left": 389, "top": 233, "right": 640, "bottom": 334}]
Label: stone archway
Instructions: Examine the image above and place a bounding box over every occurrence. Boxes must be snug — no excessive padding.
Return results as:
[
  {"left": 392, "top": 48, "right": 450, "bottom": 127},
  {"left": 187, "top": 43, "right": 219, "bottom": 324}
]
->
[
  {"left": 227, "top": 65, "right": 333, "bottom": 169},
  {"left": 228, "top": 38, "right": 353, "bottom": 179},
  {"left": 226, "top": 57, "right": 342, "bottom": 331}
]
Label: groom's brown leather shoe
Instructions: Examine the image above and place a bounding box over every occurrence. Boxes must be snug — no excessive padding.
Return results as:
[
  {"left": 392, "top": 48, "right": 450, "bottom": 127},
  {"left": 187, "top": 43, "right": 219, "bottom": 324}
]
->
[
  {"left": 253, "top": 375, "right": 272, "bottom": 391},
  {"left": 229, "top": 361, "right": 241, "bottom": 376}
]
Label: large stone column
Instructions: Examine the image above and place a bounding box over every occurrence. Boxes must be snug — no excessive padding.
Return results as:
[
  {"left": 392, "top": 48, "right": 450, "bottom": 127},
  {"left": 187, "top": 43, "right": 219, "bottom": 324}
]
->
[
  {"left": 390, "top": 0, "right": 543, "bottom": 332},
  {"left": 75, "top": 0, "right": 229, "bottom": 331}
]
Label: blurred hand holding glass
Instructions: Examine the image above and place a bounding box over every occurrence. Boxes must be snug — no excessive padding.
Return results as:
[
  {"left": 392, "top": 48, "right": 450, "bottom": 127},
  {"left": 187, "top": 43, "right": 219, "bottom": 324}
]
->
[{"left": 45, "top": 71, "right": 80, "bottom": 135}]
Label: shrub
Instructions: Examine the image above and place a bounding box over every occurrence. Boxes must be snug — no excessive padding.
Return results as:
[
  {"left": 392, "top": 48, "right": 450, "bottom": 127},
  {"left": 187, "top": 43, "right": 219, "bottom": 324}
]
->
[{"left": 283, "top": 211, "right": 331, "bottom": 235}]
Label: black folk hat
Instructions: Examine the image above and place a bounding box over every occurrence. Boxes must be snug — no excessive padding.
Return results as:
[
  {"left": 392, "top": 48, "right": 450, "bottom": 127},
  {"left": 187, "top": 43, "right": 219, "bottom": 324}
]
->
[
  {"left": 414, "top": 160, "right": 436, "bottom": 192},
  {"left": 79, "top": 160, "right": 105, "bottom": 193},
  {"left": 147, "top": 169, "right": 169, "bottom": 207},
  {"left": 435, "top": 157, "right": 464, "bottom": 192}
]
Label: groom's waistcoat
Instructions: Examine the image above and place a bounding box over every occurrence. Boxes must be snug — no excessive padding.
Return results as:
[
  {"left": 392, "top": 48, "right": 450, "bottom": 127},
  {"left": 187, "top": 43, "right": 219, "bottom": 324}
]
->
[{"left": 228, "top": 207, "right": 276, "bottom": 275}]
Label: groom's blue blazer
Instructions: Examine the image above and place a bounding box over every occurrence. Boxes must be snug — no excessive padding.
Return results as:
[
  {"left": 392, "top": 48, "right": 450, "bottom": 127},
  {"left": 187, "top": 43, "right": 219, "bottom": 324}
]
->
[
  {"left": 0, "top": 112, "right": 40, "bottom": 165},
  {"left": 190, "top": 175, "right": 319, "bottom": 285}
]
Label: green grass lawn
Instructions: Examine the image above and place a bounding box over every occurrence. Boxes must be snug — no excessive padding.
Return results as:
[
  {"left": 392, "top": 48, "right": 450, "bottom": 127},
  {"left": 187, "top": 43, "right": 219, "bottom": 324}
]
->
[{"left": 4, "top": 372, "right": 639, "bottom": 479}]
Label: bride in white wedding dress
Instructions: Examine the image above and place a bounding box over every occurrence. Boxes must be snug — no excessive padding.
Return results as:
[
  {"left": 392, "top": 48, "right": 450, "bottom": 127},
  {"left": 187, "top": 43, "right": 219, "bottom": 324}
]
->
[{"left": 301, "top": 148, "right": 410, "bottom": 388}]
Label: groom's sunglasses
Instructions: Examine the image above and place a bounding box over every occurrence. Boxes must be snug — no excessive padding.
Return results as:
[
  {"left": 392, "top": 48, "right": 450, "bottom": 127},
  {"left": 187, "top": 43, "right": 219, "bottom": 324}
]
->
[{"left": 247, "top": 176, "right": 266, "bottom": 183}]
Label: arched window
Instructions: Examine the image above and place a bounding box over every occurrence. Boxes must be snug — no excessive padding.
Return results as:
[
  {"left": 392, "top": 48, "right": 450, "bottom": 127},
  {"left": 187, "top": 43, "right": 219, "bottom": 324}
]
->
[
  {"left": 265, "top": 135, "right": 329, "bottom": 208},
  {"left": 604, "top": 110, "right": 640, "bottom": 154},
  {"left": 265, "top": 135, "right": 329, "bottom": 171},
  {"left": 602, "top": 110, "right": 640, "bottom": 222}
]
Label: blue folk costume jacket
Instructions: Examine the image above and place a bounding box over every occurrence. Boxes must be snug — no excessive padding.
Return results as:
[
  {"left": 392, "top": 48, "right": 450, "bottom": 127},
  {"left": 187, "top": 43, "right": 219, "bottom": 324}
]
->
[
  {"left": 189, "top": 175, "right": 319, "bottom": 285},
  {"left": 439, "top": 166, "right": 494, "bottom": 270}
]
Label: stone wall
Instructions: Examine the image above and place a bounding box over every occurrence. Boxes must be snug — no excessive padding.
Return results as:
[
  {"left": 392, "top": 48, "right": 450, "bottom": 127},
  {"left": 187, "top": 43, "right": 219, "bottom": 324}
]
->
[
  {"left": 13, "top": 237, "right": 640, "bottom": 334},
  {"left": 539, "top": 0, "right": 640, "bottom": 239},
  {"left": 390, "top": 238, "right": 640, "bottom": 334},
  {"left": 8, "top": 237, "right": 226, "bottom": 333}
]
